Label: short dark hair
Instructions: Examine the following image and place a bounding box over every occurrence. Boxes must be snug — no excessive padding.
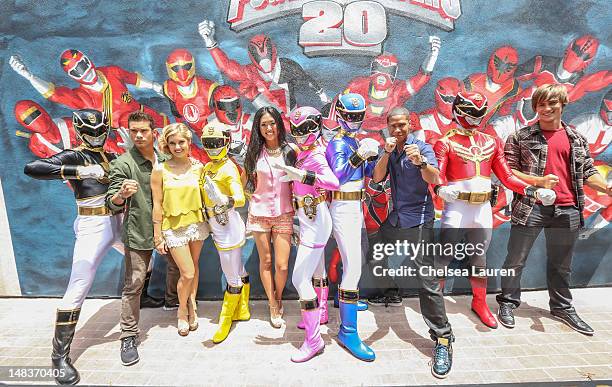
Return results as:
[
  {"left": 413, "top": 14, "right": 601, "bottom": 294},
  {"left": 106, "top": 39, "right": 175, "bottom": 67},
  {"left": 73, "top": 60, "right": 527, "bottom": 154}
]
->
[
  {"left": 127, "top": 111, "right": 155, "bottom": 129},
  {"left": 387, "top": 106, "right": 411, "bottom": 123}
]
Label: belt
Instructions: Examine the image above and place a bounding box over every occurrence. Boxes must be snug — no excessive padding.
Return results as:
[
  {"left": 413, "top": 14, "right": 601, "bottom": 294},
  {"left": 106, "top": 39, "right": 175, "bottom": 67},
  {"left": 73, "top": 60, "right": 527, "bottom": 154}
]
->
[
  {"left": 294, "top": 193, "right": 326, "bottom": 208},
  {"left": 205, "top": 206, "right": 229, "bottom": 219},
  {"left": 456, "top": 191, "right": 492, "bottom": 204},
  {"left": 332, "top": 190, "right": 364, "bottom": 201},
  {"left": 78, "top": 205, "right": 110, "bottom": 216}
]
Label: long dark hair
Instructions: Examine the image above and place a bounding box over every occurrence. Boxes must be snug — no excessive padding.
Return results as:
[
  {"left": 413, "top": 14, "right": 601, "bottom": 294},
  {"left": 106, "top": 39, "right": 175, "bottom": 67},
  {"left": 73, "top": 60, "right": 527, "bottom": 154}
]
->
[{"left": 244, "top": 106, "right": 296, "bottom": 193}]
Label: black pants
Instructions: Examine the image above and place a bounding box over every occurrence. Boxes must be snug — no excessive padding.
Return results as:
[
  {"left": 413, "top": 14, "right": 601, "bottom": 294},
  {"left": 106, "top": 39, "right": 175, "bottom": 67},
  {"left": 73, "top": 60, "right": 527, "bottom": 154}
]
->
[
  {"left": 376, "top": 218, "right": 453, "bottom": 340},
  {"left": 496, "top": 204, "right": 580, "bottom": 312}
]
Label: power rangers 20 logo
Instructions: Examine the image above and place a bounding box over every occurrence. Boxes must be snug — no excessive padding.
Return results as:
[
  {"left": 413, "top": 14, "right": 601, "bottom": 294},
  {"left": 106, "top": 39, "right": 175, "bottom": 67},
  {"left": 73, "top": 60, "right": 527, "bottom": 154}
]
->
[{"left": 227, "top": 0, "right": 461, "bottom": 57}]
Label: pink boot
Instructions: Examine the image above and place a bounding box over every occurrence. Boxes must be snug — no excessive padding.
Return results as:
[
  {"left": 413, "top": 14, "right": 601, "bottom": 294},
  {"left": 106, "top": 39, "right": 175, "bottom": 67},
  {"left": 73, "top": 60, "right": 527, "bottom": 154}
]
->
[
  {"left": 291, "top": 300, "right": 325, "bottom": 363},
  {"left": 297, "top": 278, "right": 329, "bottom": 329}
]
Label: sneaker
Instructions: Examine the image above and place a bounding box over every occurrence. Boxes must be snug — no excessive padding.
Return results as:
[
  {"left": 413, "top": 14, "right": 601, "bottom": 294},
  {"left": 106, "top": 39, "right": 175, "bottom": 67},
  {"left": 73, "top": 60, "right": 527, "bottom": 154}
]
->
[
  {"left": 367, "top": 295, "right": 387, "bottom": 307},
  {"left": 386, "top": 295, "right": 403, "bottom": 307},
  {"left": 497, "top": 303, "right": 515, "bottom": 328},
  {"left": 120, "top": 336, "right": 139, "bottom": 366},
  {"left": 551, "top": 309, "right": 594, "bottom": 335},
  {"left": 140, "top": 295, "right": 164, "bottom": 309},
  {"left": 431, "top": 337, "right": 453, "bottom": 379},
  {"left": 163, "top": 301, "right": 179, "bottom": 311}
]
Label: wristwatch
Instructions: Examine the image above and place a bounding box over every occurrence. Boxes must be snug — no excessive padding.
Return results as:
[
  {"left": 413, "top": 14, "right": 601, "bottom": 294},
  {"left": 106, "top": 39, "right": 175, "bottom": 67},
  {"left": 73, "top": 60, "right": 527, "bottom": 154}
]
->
[{"left": 417, "top": 155, "right": 428, "bottom": 169}]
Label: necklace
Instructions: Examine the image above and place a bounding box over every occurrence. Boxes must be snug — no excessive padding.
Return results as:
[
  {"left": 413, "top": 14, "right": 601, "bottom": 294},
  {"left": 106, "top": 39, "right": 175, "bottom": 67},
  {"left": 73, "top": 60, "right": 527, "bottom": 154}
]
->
[{"left": 265, "top": 146, "right": 281, "bottom": 156}]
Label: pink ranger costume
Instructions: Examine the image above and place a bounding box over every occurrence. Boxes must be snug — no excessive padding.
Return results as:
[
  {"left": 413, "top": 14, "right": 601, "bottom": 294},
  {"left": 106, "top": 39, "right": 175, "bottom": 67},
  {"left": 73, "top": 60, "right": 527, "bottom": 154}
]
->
[{"left": 280, "top": 107, "right": 340, "bottom": 362}]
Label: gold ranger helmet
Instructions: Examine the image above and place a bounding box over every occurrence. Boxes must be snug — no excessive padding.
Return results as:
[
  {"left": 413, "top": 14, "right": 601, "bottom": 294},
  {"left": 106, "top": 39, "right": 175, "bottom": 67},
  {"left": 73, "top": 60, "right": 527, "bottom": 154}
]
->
[{"left": 201, "top": 121, "right": 231, "bottom": 160}]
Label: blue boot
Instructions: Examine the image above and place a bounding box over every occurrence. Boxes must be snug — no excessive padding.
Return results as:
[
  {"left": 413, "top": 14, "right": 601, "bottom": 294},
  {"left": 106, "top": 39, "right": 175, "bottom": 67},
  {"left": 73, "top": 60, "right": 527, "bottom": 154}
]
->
[
  {"left": 337, "top": 289, "right": 375, "bottom": 362},
  {"left": 334, "top": 289, "right": 368, "bottom": 311}
]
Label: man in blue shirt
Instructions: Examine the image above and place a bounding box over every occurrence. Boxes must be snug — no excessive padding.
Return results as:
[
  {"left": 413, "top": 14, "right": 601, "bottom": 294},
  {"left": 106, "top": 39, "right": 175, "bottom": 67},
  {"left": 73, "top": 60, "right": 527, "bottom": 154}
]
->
[{"left": 370, "top": 107, "right": 454, "bottom": 378}]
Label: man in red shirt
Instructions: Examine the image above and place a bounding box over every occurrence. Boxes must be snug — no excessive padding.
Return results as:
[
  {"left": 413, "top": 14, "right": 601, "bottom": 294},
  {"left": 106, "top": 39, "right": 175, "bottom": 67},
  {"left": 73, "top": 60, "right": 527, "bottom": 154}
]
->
[{"left": 497, "top": 84, "right": 612, "bottom": 334}]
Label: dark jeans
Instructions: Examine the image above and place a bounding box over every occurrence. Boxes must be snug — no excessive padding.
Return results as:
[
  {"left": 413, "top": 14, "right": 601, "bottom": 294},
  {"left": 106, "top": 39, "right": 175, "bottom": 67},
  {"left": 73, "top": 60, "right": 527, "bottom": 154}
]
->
[
  {"left": 496, "top": 204, "right": 580, "bottom": 312},
  {"left": 375, "top": 218, "right": 453, "bottom": 340}
]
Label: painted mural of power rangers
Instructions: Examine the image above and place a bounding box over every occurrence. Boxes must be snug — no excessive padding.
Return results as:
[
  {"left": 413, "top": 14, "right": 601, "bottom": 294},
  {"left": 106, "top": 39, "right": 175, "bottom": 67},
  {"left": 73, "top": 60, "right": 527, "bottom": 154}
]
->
[
  {"left": 207, "top": 85, "right": 253, "bottom": 166},
  {"left": 14, "top": 100, "right": 78, "bottom": 158},
  {"left": 198, "top": 20, "right": 330, "bottom": 116},
  {"left": 199, "top": 122, "right": 250, "bottom": 344},
  {"left": 463, "top": 45, "right": 521, "bottom": 125},
  {"left": 414, "top": 77, "right": 463, "bottom": 146},
  {"left": 162, "top": 48, "right": 220, "bottom": 162},
  {"left": 325, "top": 93, "right": 379, "bottom": 361},
  {"left": 580, "top": 161, "right": 612, "bottom": 239},
  {"left": 13, "top": 100, "right": 133, "bottom": 158},
  {"left": 342, "top": 36, "right": 441, "bottom": 142},
  {"left": 433, "top": 92, "right": 556, "bottom": 329},
  {"left": 23, "top": 109, "right": 122, "bottom": 385},
  {"left": 570, "top": 88, "right": 611, "bottom": 158},
  {"left": 163, "top": 48, "right": 218, "bottom": 136},
  {"left": 9, "top": 50, "right": 168, "bottom": 130},
  {"left": 513, "top": 34, "right": 611, "bottom": 125},
  {"left": 270, "top": 106, "right": 339, "bottom": 362}
]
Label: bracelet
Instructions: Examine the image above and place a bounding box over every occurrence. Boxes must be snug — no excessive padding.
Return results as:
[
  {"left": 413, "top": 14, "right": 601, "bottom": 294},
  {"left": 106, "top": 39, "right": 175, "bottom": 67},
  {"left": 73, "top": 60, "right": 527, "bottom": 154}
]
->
[{"left": 154, "top": 236, "right": 165, "bottom": 245}]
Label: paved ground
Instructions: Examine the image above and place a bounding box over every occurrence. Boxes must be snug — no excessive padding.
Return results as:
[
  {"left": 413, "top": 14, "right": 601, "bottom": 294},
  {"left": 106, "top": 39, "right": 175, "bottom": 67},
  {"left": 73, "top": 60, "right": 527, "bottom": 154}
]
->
[{"left": 0, "top": 288, "right": 611, "bottom": 386}]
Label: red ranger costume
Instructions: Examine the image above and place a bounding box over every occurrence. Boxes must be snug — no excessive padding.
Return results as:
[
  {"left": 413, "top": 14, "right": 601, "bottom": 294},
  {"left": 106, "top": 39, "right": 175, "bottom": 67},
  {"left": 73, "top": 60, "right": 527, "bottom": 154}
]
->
[
  {"left": 14, "top": 100, "right": 78, "bottom": 158},
  {"left": 207, "top": 85, "right": 252, "bottom": 166},
  {"left": 434, "top": 92, "right": 556, "bottom": 329},
  {"left": 513, "top": 35, "right": 611, "bottom": 125},
  {"left": 343, "top": 37, "right": 441, "bottom": 141},
  {"left": 414, "top": 77, "right": 463, "bottom": 146},
  {"left": 569, "top": 89, "right": 612, "bottom": 158},
  {"left": 163, "top": 48, "right": 218, "bottom": 138},
  {"left": 198, "top": 20, "right": 329, "bottom": 116},
  {"left": 463, "top": 46, "right": 521, "bottom": 125},
  {"left": 9, "top": 50, "right": 168, "bottom": 130}
]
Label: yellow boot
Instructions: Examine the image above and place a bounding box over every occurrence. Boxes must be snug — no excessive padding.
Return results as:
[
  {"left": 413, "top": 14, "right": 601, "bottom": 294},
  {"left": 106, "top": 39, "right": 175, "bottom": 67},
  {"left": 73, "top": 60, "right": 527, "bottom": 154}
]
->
[
  {"left": 213, "top": 285, "right": 242, "bottom": 344},
  {"left": 232, "top": 275, "right": 251, "bottom": 321}
]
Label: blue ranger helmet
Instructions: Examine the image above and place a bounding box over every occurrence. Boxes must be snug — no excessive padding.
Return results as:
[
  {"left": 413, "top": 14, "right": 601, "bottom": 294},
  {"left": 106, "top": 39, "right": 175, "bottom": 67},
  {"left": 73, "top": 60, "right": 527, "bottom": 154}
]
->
[{"left": 335, "top": 93, "right": 366, "bottom": 132}]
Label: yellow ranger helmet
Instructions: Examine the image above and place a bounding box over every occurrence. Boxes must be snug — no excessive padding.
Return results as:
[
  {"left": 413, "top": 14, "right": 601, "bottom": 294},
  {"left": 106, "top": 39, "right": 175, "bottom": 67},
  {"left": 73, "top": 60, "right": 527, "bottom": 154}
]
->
[{"left": 201, "top": 121, "right": 231, "bottom": 160}]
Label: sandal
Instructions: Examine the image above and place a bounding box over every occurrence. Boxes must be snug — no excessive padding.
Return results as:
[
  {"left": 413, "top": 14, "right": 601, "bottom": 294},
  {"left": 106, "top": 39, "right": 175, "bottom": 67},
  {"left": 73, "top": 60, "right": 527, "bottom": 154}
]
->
[
  {"left": 188, "top": 299, "right": 199, "bottom": 331},
  {"left": 177, "top": 309, "right": 190, "bottom": 336},
  {"left": 269, "top": 302, "right": 284, "bottom": 329}
]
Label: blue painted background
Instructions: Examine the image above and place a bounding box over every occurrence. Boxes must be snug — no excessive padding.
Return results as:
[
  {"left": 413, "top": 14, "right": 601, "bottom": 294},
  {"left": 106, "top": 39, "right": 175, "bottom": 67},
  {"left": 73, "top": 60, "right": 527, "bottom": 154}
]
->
[{"left": 0, "top": 0, "right": 609, "bottom": 298}]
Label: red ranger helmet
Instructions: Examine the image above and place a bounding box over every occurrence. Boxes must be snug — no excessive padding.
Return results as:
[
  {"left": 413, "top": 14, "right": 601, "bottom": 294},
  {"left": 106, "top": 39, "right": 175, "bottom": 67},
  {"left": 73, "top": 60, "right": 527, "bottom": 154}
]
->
[
  {"left": 14, "top": 100, "right": 54, "bottom": 135},
  {"left": 60, "top": 49, "right": 98, "bottom": 85},
  {"left": 248, "top": 34, "right": 277, "bottom": 74},
  {"left": 166, "top": 48, "right": 196, "bottom": 87},
  {"left": 562, "top": 34, "right": 599, "bottom": 73},
  {"left": 600, "top": 89, "right": 612, "bottom": 126},
  {"left": 452, "top": 91, "right": 488, "bottom": 129},
  {"left": 370, "top": 53, "right": 398, "bottom": 91},
  {"left": 487, "top": 45, "right": 518, "bottom": 84},
  {"left": 212, "top": 85, "right": 242, "bottom": 125},
  {"left": 435, "top": 77, "right": 462, "bottom": 119}
]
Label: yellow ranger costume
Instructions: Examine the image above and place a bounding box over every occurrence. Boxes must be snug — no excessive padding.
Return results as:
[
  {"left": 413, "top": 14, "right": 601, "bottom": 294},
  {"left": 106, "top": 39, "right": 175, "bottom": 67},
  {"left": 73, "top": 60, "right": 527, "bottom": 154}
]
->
[{"left": 200, "top": 122, "right": 250, "bottom": 343}]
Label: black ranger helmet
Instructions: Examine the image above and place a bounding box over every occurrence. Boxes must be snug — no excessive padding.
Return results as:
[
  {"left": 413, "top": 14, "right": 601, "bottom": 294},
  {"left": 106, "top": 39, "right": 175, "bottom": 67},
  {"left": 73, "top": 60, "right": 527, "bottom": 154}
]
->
[{"left": 73, "top": 109, "right": 109, "bottom": 149}]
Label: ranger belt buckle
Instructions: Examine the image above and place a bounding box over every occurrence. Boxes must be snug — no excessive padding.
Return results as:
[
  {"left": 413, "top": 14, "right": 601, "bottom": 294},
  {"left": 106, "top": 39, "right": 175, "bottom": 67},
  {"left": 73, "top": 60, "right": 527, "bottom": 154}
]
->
[
  {"left": 213, "top": 204, "right": 229, "bottom": 226},
  {"left": 302, "top": 194, "right": 317, "bottom": 220},
  {"left": 469, "top": 191, "right": 489, "bottom": 204}
]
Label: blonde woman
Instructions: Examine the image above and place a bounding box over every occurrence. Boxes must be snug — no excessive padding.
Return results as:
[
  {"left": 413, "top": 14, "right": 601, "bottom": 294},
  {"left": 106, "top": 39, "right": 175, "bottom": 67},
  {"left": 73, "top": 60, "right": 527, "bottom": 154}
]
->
[{"left": 151, "top": 123, "right": 210, "bottom": 336}]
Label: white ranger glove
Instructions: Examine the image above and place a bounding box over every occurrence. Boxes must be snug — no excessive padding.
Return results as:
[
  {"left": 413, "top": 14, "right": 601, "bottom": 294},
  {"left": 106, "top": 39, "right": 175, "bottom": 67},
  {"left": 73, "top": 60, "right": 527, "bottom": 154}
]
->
[
  {"left": 77, "top": 165, "right": 105, "bottom": 179},
  {"left": 198, "top": 20, "right": 218, "bottom": 49},
  {"left": 204, "top": 175, "right": 228, "bottom": 205},
  {"left": 437, "top": 186, "right": 460, "bottom": 203}
]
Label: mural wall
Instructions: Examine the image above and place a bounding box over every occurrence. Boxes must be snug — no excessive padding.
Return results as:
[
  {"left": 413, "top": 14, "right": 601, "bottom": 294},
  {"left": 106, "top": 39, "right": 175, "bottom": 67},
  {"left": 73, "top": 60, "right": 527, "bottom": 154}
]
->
[{"left": 0, "top": 0, "right": 610, "bottom": 298}]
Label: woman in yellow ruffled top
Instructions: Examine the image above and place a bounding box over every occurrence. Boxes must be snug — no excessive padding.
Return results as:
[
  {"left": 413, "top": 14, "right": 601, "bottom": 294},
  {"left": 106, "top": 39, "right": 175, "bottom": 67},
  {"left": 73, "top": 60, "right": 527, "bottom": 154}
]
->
[{"left": 151, "top": 123, "right": 210, "bottom": 336}]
